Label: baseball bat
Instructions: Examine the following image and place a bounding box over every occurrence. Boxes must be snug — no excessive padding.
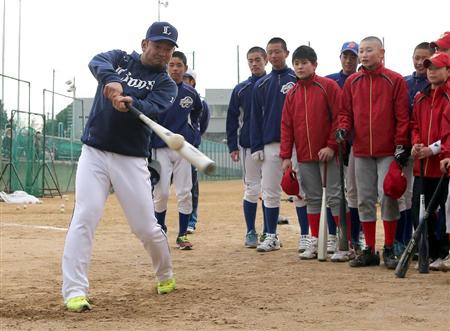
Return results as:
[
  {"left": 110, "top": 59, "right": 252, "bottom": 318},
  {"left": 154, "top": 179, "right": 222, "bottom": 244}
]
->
[
  {"left": 318, "top": 162, "right": 328, "bottom": 261},
  {"left": 338, "top": 142, "right": 349, "bottom": 251},
  {"left": 127, "top": 104, "right": 216, "bottom": 175},
  {"left": 418, "top": 159, "right": 429, "bottom": 273},
  {"left": 394, "top": 173, "right": 446, "bottom": 278}
]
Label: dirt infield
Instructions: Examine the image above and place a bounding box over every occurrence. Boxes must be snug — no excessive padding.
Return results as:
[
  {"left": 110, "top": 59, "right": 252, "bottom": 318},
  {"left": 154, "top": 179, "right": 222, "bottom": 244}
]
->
[{"left": 1, "top": 180, "right": 449, "bottom": 330}]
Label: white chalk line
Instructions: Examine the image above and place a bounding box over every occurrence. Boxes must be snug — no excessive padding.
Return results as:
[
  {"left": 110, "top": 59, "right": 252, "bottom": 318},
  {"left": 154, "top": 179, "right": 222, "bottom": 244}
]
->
[{"left": 1, "top": 222, "right": 67, "bottom": 232}]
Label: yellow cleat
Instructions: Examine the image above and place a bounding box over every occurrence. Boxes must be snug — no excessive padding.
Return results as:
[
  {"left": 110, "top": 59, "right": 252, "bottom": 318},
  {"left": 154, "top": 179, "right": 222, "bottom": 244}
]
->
[
  {"left": 65, "top": 296, "right": 92, "bottom": 312},
  {"left": 157, "top": 277, "right": 176, "bottom": 295}
]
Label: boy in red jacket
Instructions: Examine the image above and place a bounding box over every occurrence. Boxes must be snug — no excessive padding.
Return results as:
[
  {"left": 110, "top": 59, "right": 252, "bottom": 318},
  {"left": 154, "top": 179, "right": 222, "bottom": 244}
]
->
[
  {"left": 336, "top": 36, "right": 410, "bottom": 268},
  {"left": 411, "top": 52, "right": 450, "bottom": 263},
  {"left": 280, "top": 45, "right": 350, "bottom": 260}
]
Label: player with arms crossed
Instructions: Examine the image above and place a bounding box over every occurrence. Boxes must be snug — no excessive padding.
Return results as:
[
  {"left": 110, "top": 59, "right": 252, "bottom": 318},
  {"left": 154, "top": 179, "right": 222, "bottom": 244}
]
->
[
  {"left": 152, "top": 51, "right": 203, "bottom": 250},
  {"left": 61, "top": 22, "right": 178, "bottom": 312},
  {"left": 336, "top": 36, "right": 410, "bottom": 268}
]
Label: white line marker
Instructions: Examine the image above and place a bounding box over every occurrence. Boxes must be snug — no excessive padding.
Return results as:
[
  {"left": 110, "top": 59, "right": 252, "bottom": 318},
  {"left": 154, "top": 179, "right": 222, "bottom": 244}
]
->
[{"left": 1, "top": 223, "right": 67, "bottom": 232}]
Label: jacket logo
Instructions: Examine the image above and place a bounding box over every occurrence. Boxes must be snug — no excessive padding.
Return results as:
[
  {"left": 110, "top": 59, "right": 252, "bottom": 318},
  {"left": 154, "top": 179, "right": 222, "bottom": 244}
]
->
[
  {"left": 163, "top": 26, "right": 172, "bottom": 35},
  {"left": 280, "top": 82, "right": 295, "bottom": 94},
  {"left": 179, "top": 96, "right": 194, "bottom": 108},
  {"left": 116, "top": 67, "right": 155, "bottom": 90}
]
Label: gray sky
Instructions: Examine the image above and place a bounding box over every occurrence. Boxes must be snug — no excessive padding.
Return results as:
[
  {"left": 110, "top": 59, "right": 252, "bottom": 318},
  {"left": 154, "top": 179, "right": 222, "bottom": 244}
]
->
[{"left": 1, "top": 0, "right": 449, "bottom": 117}]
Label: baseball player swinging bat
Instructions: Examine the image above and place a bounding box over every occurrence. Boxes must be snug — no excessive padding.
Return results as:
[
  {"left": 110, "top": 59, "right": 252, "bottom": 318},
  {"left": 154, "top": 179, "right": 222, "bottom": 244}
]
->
[
  {"left": 418, "top": 159, "right": 429, "bottom": 273},
  {"left": 127, "top": 104, "right": 216, "bottom": 175},
  {"left": 338, "top": 142, "right": 348, "bottom": 251},
  {"left": 394, "top": 173, "right": 446, "bottom": 278},
  {"left": 318, "top": 162, "right": 328, "bottom": 261}
]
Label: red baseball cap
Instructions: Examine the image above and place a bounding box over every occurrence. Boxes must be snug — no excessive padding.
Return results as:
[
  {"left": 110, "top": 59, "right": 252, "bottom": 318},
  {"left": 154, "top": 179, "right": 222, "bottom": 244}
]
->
[
  {"left": 424, "top": 52, "right": 450, "bottom": 69},
  {"left": 383, "top": 161, "right": 407, "bottom": 200},
  {"left": 430, "top": 32, "right": 450, "bottom": 50},
  {"left": 281, "top": 168, "right": 302, "bottom": 199}
]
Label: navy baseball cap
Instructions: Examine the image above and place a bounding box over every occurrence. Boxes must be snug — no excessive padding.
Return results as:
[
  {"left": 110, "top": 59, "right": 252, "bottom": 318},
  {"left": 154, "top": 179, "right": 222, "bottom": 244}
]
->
[
  {"left": 340, "top": 41, "right": 359, "bottom": 56},
  {"left": 146, "top": 21, "right": 178, "bottom": 47}
]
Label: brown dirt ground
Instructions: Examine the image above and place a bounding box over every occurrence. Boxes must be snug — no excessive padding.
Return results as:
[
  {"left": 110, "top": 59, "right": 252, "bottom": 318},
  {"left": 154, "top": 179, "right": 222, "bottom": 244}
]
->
[{"left": 0, "top": 180, "right": 449, "bottom": 330}]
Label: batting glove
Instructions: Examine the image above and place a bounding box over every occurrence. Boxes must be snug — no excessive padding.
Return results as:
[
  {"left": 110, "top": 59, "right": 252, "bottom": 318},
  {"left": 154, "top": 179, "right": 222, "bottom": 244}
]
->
[
  {"left": 394, "top": 145, "right": 409, "bottom": 168},
  {"left": 251, "top": 150, "right": 264, "bottom": 161},
  {"left": 335, "top": 128, "right": 347, "bottom": 143}
]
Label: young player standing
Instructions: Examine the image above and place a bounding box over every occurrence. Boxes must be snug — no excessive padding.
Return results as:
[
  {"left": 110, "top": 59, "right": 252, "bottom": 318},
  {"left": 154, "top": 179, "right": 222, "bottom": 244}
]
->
[
  {"left": 336, "top": 36, "right": 410, "bottom": 268},
  {"left": 396, "top": 42, "right": 435, "bottom": 256},
  {"left": 226, "top": 47, "right": 268, "bottom": 248},
  {"left": 326, "top": 41, "right": 363, "bottom": 257},
  {"left": 411, "top": 52, "right": 450, "bottom": 265},
  {"left": 152, "top": 51, "right": 203, "bottom": 250},
  {"left": 183, "top": 69, "right": 210, "bottom": 234},
  {"left": 251, "top": 38, "right": 299, "bottom": 252},
  {"left": 61, "top": 22, "right": 178, "bottom": 312},
  {"left": 280, "top": 45, "right": 348, "bottom": 260}
]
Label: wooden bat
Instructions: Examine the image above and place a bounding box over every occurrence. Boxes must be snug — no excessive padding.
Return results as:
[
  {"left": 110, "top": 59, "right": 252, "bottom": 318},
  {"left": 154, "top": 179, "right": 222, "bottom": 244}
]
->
[
  {"left": 318, "top": 162, "right": 328, "bottom": 261},
  {"left": 338, "top": 142, "right": 349, "bottom": 251},
  {"left": 127, "top": 104, "right": 216, "bottom": 175},
  {"left": 418, "top": 159, "right": 429, "bottom": 273},
  {"left": 394, "top": 174, "right": 446, "bottom": 278}
]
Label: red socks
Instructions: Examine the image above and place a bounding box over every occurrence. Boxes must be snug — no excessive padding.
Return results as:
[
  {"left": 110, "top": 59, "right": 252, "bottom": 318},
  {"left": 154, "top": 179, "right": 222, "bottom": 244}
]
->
[
  {"left": 308, "top": 213, "right": 320, "bottom": 238},
  {"left": 361, "top": 221, "right": 376, "bottom": 252},
  {"left": 383, "top": 220, "right": 398, "bottom": 246}
]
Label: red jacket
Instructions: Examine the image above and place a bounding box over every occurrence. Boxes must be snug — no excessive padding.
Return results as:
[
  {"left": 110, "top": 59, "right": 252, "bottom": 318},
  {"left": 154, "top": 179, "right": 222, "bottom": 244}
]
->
[
  {"left": 339, "top": 65, "right": 409, "bottom": 157},
  {"left": 411, "top": 85, "right": 450, "bottom": 177},
  {"left": 440, "top": 102, "right": 450, "bottom": 159},
  {"left": 280, "top": 74, "right": 340, "bottom": 162}
]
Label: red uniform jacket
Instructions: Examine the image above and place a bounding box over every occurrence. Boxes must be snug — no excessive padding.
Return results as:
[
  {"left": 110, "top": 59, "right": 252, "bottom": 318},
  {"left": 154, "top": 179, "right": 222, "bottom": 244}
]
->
[
  {"left": 280, "top": 74, "right": 340, "bottom": 162},
  {"left": 411, "top": 85, "right": 450, "bottom": 177},
  {"left": 339, "top": 64, "right": 409, "bottom": 157},
  {"left": 440, "top": 102, "right": 450, "bottom": 159}
]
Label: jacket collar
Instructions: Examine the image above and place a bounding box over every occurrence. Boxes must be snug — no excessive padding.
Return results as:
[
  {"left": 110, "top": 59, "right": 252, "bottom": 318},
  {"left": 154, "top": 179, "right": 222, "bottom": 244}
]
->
[
  {"left": 361, "top": 63, "right": 384, "bottom": 76},
  {"left": 297, "top": 73, "right": 316, "bottom": 87}
]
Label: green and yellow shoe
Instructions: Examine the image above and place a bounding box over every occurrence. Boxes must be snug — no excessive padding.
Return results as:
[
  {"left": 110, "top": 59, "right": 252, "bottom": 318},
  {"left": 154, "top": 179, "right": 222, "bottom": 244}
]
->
[
  {"left": 157, "top": 277, "right": 176, "bottom": 295},
  {"left": 65, "top": 296, "right": 91, "bottom": 312}
]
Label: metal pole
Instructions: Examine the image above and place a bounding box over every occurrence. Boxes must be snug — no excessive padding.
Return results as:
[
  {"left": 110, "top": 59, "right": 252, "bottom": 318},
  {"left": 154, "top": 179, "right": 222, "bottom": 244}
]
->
[
  {"left": 157, "top": 0, "right": 160, "bottom": 21},
  {"left": 51, "top": 69, "right": 55, "bottom": 135},
  {"left": 1, "top": 0, "right": 6, "bottom": 106},
  {"left": 17, "top": 0, "right": 21, "bottom": 111},
  {"left": 237, "top": 45, "right": 240, "bottom": 84},
  {"left": 192, "top": 51, "right": 195, "bottom": 70}
]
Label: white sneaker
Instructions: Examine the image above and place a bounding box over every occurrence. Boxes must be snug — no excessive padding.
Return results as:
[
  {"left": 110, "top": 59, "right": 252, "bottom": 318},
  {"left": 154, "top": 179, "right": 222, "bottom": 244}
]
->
[
  {"left": 299, "top": 237, "right": 318, "bottom": 260},
  {"left": 298, "top": 234, "right": 310, "bottom": 253},
  {"left": 327, "top": 234, "right": 337, "bottom": 254},
  {"left": 256, "top": 233, "right": 281, "bottom": 252},
  {"left": 429, "top": 258, "right": 443, "bottom": 271},
  {"left": 441, "top": 253, "right": 450, "bottom": 272},
  {"left": 331, "top": 250, "right": 355, "bottom": 262},
  {"left": 186, "top": 226, "right": 195, "bottom": 234}
]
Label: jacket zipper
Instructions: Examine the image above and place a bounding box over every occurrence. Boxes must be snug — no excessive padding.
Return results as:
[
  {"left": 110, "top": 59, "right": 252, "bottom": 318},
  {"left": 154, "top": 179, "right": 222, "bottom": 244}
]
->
[
  {"left": 369, "top": 75, "right": 373, "bottom": 156},
  {"left": 304, "top": 86, "right": 313, "bottom": 160},
  {"left": 424, "top": 89, "right": 437, "bottom": 175}
]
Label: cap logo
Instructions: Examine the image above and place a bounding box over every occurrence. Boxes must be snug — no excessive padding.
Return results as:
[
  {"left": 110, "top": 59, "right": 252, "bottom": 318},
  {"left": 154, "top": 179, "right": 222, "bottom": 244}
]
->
[
  {"left": 163, "top": 26, "right": 172, "bottom": 35},
  {"left": 348, "top": 42, "right": 356, "bottom": 48}
]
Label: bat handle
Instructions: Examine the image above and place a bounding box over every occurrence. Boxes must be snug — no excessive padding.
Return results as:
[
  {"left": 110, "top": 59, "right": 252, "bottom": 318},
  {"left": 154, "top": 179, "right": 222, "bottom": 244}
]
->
[
  {"left": 322, "top": 161, "right": 328, "bottom": 188},
  {"left": 126, "top": 103, "right": 142, "bottom": 118}
]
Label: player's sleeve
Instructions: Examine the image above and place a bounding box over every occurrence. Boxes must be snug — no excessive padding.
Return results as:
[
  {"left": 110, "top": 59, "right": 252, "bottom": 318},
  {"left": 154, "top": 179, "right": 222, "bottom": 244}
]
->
[
  {"left": 129, "top": 74, "right": 178, "bottom": 118},
  {"left": 279, "top": 92, "right": 294, "bottom": 160},
  {"left": 199, "top": 100, "right": 210, "bottom": 136},
  {"left": 250, "top": 87, "right": 264, "bottom": 153},
  {"left": 393, "top": 77, "right": 410, "bottom": 146},
  {"left": 226, "top": 87, "right": 240, "bottom": 153},
  {"left": 326, "top": 81, "right": 341, "bottom": 151},
  {"left": 189, "top": 91, "right": 204, "bottom": 129},
  {"left": 88, "top": 49, "right": 126, "bottom": 85},
  {"left": 339, "top": 79, "right": 354, "bottom": 132}
]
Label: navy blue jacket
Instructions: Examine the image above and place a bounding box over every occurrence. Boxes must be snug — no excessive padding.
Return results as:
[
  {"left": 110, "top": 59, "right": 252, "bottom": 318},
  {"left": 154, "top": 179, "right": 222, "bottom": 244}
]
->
[
  {"left": 82, "top": 50, "right": 177, "bottom": 157},
  {"left": 226, "top": 74, "right": 264, "bottom": 152},
  {"left": 250, "top": 67, "right": 296, "bottom": 153},
  {"left": 326, "top": 70, "right": 351, "bottom": 89},
  {"left": 404, "top": 72, "right": 428, "bottom": 112},
  {"left": 152, "top": 82, "right": 203, "bottom": 149},
  {"left": 193, "top": 99, "right": 210, "bottom": 147}
]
